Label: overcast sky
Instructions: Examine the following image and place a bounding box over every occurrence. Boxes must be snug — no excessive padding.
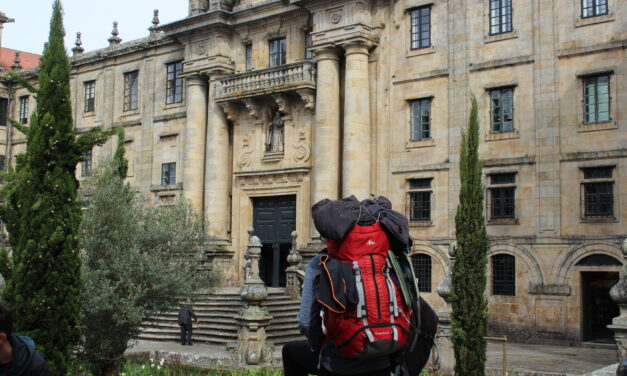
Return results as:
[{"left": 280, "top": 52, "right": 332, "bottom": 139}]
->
[{"left": 2, "top": 1, "right": 188, "bottom": 54}]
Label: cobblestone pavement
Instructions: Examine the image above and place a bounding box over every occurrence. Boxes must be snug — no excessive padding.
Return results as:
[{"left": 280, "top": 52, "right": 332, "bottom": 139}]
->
[{"left": 126, "top": 340, "right": 619, "bottom": 375}]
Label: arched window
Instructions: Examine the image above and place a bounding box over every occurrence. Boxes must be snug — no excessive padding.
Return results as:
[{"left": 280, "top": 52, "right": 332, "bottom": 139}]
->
[
  {"left": 411, "top": 253, "right": 432, "bottom": 293},
  {"left": 492, "top": 254, "right": 515, "bottom": 296}
]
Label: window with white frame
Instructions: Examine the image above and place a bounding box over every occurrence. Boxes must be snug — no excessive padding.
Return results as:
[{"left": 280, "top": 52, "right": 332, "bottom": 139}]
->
[
  {"left": 166, "top": 62, "right": 184, "bottom": 105},
  {"left": 490, "top": 87, "right": 514, "bottom": 133},
  {"left": 123, "top": 71, "right": 139, "bottom": 111},
  {"left": 245, "top": 44, "right": 253, "bottom": 71},
  {"left": 583, "top": 74, "right": 610, "bottom": 124},
  {"left": 269, "top": 38, "right": 286, "bottom": 68},
  {"left": 19, "top": 96, "right": 29, "bottom": 124},
  {"left": 161, "top": 162, "right": 176, "bottom": 186},
  {"left": 84, "top": 81, "right": 96, "bottom": 112}
]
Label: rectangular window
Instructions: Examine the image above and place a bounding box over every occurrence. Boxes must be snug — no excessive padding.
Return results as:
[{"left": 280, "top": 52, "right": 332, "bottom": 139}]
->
[
  {"left": 123, "top": 71, "right": 139, "bottom": 111},
  {"left": 492, "top": 254, "right": 516, "bottom": 296},
  {"left": 269, "top": 38, "right": 286, "bottom": 68},
  {"left": 0, "top": 98, "right": 7, "bottom": 126},
  {"left": 245, "top": 44, "right": 253, "bottom": 71},
  {"left": 166, "top": 62, "right": 184, "bottom": 104},
  {"left": 490, "top": 87, "right": 514, "bottom": 133},
  {"left": 19, "top": 96, "right": 29, "bottom": 124},
  {"left": 582, "top": 0, "right": 608, "bottom": 18},
  {"left": 84, "top": 81, "right": 96, "bottom": 113},
  {"left": 489, "top": 0, "right": 513, "bottom": 35},
  {"left": 0, "top": 155, "right": 5, "bottom": 184},
  {"left": 411, "top": 254, "right": 432, "bottom": 293},
  {"left": 488, "top": 173, "right": 516, "bottom": 220},
  {"left": 82, "top": 149, "right": 93, "bottom": 177},
  {"left": 161, "top": 162, "right": 176, "bottom": 185},
  {"left": 410, "top": 98, "right": 431, "bottom": 141},
  {"left": 582, "top": 166, "right": 614, "bottom": 218},
  {"left": 407, "top": 178, "right": 432, "bottom": 222},
  {"left": 410, "top": 6, "right": 431, "bottom": 50},
  {"left": 305, "top": 32, "right": 314, "bottom": 60},
  {"left": 583, "top": 75, "right": 610, "bottom": 124}
]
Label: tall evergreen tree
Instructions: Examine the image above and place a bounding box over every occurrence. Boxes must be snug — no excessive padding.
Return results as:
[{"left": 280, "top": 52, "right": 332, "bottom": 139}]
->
[
  {"left": 451, "top": 96, "right": 489, "bottom": 376},
  {"left": 0, "top": 1, "right": 111, "bottom": 374}
]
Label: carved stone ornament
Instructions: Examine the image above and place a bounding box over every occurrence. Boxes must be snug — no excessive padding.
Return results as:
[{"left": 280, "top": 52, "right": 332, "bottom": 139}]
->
[
  {"left": 238, "top": 133, "right": 254, "bottom": 168},
  {"left": 330, "top": 11, "right": 342, "bottom": 24},
  {"left": 293, "top": 131, "right": 311, "bottom": 163},
  {"left": 296, "top": 89, "right": 315, "bottom": 112},
  {"left": 271, "top": 94, "right": 289, "bottom": 116},
  {"left": 242, "top": 98, "right": 260, "bottom": 119},
  {"left": 218, "top": 101, "right": 238, "bottom": 122}
]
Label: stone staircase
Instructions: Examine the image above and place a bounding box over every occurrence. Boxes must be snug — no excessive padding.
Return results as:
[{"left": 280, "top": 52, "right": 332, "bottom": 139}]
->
[{"left": 138, "top": 287, "right": 304, "bottom": 346}]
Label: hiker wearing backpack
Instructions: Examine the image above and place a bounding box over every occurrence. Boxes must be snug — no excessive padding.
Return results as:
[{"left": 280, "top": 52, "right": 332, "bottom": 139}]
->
[{"left": 282, "top": 196, "right": 438, "bottom": 376}]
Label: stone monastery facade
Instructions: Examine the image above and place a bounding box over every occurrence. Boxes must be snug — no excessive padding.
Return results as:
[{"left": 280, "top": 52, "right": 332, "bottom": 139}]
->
[{"left": 0, "top": 0, "right": 626, "bottom": 344}]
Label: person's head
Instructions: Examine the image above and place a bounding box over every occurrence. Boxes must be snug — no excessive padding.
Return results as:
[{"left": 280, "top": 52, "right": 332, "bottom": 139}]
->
[
  {"left": 0, "top": 302, "right": 13, "bottom": 344},
  {"left": 186, "top": 298, "right": 192, "bottom": 306}
]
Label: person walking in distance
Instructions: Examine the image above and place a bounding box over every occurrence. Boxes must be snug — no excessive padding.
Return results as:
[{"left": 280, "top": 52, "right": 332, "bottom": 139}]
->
[
  {"left": 178, "top": 298, "right": 198, "bottom": 346},
  {"left": 0, "top": 302, "right": 50, "bottom": 375}
]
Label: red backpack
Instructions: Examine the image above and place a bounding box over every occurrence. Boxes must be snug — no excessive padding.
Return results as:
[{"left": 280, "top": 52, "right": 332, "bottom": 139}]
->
[{"left": 317, "top": 221, "right": 412, "bottom": 359}]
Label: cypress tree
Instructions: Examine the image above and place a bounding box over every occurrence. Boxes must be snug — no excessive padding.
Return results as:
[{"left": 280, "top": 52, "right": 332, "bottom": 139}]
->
[
  {"left": 0, "top": 1, "right": 111, "bottom": 373},
  {"left": 451, "top": 96, "right": 489, "bottom": 376}
]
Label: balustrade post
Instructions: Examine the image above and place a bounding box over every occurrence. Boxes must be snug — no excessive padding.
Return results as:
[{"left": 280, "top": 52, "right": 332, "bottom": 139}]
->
[
  {"left": 235, "top": 227, "right": 273, "bottom": 365},
  {"left": 609, "top": 238, "right": 627, "bottom": 361},
  {"left": 435, "top": 242, "right": 456, "bottom": 373},
  {"left": 285, "top": 231, "right": 303, "bottom": 299}
]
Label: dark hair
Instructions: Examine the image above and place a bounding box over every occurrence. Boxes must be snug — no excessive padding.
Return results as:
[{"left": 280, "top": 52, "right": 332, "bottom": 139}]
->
[{"left": 0, "top": 302, "right": 13, "bottom": 336}]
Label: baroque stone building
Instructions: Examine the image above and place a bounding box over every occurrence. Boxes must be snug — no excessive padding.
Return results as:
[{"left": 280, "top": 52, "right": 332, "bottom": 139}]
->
[{"left": 0, "top": 0, "right": 626, "bottom": 344}]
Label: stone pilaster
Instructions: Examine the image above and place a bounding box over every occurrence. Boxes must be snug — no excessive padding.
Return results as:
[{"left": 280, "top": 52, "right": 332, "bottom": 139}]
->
[
  {"left": 310, "top": 47, "right": 341, "bottom": 240},
  {"left": 205, "top": 74, "right": 231, "bottom": 241},
  {"left": 183, "top": 74, "right": 208, "bottom": 213},
  {"left": 342, "top": 42, "right": 371, "bottom": 200},
  {"left": 609, "top": 238, "right": 627, "bottom": 361}
]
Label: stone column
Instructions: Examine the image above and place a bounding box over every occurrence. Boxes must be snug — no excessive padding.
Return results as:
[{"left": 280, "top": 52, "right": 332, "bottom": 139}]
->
[
  {"left": 205, "top": 74, "right": 230, "bottom": 241},
  {"left": 310, "top": 47, "right": 341, "bottom": 240},
  {"left": 183, "top": 74, "right": 208, "bottom": 214},
  {"left": 435, "top": 242, "right": 457, "bottom": 373},
  {"left": 342, "top": 42, "right": 371, "bottom": 200},
  {"left": 609, "top": 238, "right": 627, "bottom": 361}
]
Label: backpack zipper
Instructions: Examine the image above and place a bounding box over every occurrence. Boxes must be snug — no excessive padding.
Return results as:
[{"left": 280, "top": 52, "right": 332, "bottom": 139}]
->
[{"left": 370, "top": 254, "right": 382, "bottom": 319}]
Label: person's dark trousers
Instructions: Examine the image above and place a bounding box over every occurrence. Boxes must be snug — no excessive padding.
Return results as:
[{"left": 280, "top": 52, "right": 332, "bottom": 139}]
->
[
  {"left": 282, "top": 341, "right": 390, "bottom": 376},
  {"left": 180, "top": 323, "right": 192, "bottom": 345}
]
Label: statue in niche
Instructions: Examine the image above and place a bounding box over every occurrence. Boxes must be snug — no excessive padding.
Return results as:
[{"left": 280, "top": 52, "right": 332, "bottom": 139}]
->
[{"left": 265, "top": 111, "right": 284, "bottom": 153}]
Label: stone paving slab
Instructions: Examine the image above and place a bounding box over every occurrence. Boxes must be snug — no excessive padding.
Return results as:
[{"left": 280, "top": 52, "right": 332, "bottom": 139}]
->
[{"left": 125, "top": 340, "right": 619, "bottom": 375}]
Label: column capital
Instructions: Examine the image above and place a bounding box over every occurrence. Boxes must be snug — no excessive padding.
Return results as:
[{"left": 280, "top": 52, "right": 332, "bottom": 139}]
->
[
  {"left": 342, "top": 40, "right": 373, "bottom": 56},
  {"left": 182, "top": 72, "right": 208, "bottom": 86},
  {"left": 314, "top": 46, "right": 341, "bottom": 62}
]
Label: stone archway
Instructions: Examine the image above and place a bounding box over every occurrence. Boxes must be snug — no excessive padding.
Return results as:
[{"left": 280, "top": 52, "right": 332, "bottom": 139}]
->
[
  {"left": 553, "top": 242, "right": 623, "bottom": 286},
  {"left": 487, "top": 242, "right": 544, "bottom": 288}
]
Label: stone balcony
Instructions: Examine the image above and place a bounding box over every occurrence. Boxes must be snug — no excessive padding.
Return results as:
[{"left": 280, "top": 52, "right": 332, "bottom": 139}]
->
[{"left": 214, "top": 61, "right": 317, "bottom": 117}]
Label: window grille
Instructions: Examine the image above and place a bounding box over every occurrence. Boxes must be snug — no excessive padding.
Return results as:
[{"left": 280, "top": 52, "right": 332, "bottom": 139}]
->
[
  {"left": 488, "top": 173, "right": 516, "bottom": 220},
  {"left": 410, "top": 98, "right": 431, "bottom": 141},
  {"left": 407, "top": 178, "right": 432, "bottom": 222},
  {"left": 582, "top": 0, "right": 608, "bottom": 18},
  {"left": 19, "top": 96, "right": 29, "bottom": 124},
  {"left": 490, "top": 87, "right": 514, "bottom": 133},
  {"left": 123, "top": 71, "right": 139, "bottom": 111},
  {"left": 583, "top": 75, "right": 610, "bottom": 124},
  {"left": 82, "top": 149, "right": 93, "bottom": 177},
  {"left": 84, "top": 81, "right": 96, "bottom": 112},
  {"left": 0, "top": 155, "right": 5, "bottom": 184},
  {"left": 269, "top": 38, "right": 286, "bottom": 68},
  {"left": 410, "top": 6, "right": 431, "bottom": 50},
  {"left": 492, "top": 254, "right": 515, "bottom": 296},
  {"left": 166, "top": 62, "right": 184, "bottom": 104},
  {"left": 489, "top": 0, "right": 513, "bottom": 35},
  {"left": 245, "top": 44, "right": 253, "bottom": 71},
  {"left": 0, "top": 98, "right": 7, "bottom": 126},
  {"left": 411, "top": 253, "right": 432, "bottom": 293},
  {"left": 161, "top": 162, "right": 176, "bottom": 186},
  {"left": 581, "top": 166, "right": 614, "bottom": 218}
]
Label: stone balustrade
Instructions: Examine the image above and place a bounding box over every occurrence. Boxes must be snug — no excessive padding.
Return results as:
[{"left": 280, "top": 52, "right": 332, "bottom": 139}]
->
[{"left": 215, "top": 61, "right": 316, "bottom": 101}]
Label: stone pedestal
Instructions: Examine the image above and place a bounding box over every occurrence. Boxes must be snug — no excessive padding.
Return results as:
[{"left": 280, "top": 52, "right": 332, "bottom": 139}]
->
[
  {"left": 342, "top": 42, "right": 371, "bottom": 200},
  {"left": 183, "top": 74, "right": 208, "bottom": 213},
  {"left": 285, "top": 231, "right": 303, "bottom": 299},
  {"left": 236, "top": 228, "right": 273, "bottom": 365},
  {"left": 609, "top": 238, "right": 627, "bottom": 361},
  {"left": 435, "top": 242, "right": 456, "bottom": 373},
  {"left": 205, "top": 74, "right": 231, "bottom": 241},
  {"left": 311, "top": 47, "right": 341, "bottom": 240}
]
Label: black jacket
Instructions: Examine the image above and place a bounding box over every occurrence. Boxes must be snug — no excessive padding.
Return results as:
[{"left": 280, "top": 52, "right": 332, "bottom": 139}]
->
[
  {"left": 178, "top": 305, "right": 197, "bottom": 325},
  {"left": 312, "top": 196, "right": 411, "bottom": 252},
  {"left": 0, "top": 334, "right": 49, "bottom": 376}
]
